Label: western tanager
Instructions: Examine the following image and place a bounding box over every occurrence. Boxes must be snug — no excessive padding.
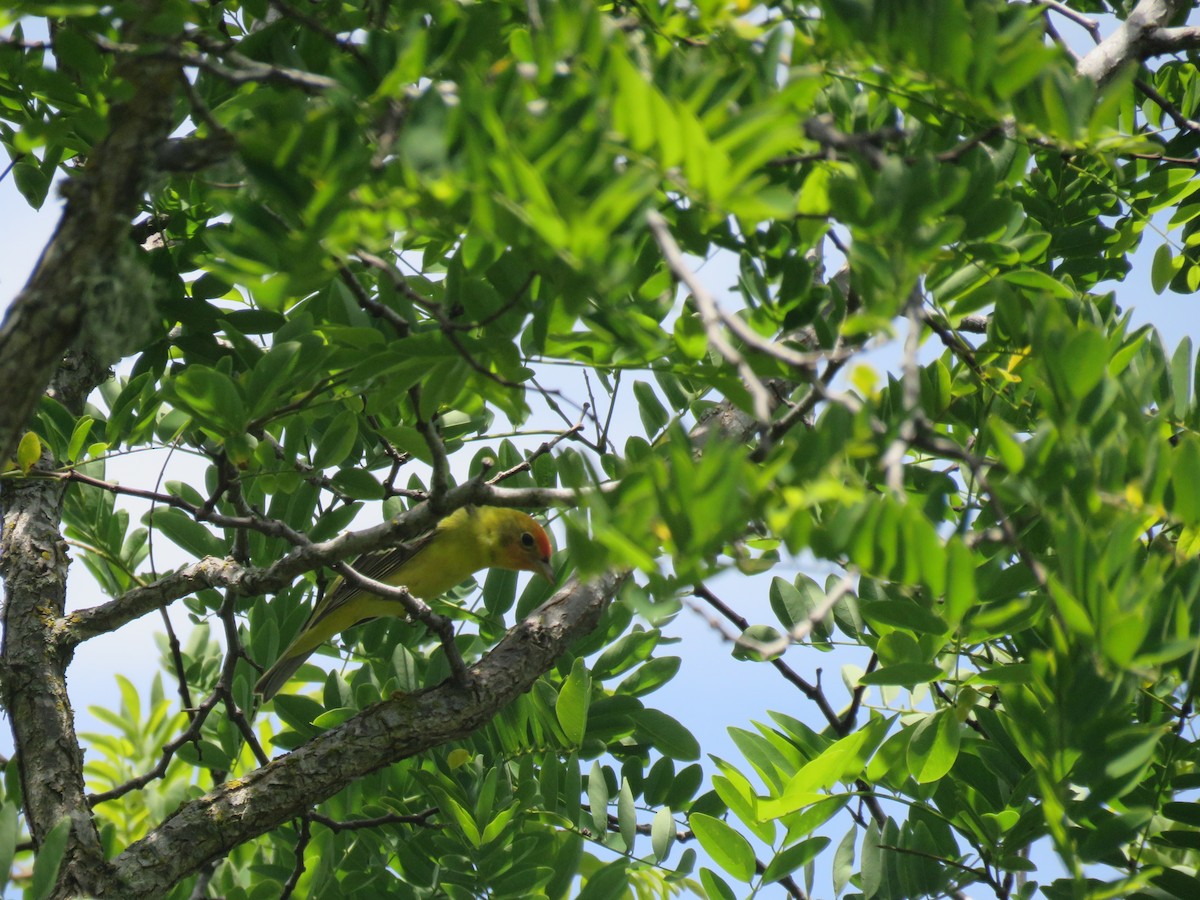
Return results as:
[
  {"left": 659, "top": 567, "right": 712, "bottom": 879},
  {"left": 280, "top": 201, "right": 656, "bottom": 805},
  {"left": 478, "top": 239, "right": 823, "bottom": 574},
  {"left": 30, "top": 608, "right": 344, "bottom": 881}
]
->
[{"left": 255, "top": 505, "right": 555, "bottom": 700}]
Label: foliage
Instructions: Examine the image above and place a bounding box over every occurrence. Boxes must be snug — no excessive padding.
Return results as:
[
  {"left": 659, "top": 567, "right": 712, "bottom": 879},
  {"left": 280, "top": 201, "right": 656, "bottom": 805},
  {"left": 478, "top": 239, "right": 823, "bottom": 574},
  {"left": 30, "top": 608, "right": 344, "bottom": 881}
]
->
[{"left": 4, "top": 0, "right": 1200, "bottom": 898}]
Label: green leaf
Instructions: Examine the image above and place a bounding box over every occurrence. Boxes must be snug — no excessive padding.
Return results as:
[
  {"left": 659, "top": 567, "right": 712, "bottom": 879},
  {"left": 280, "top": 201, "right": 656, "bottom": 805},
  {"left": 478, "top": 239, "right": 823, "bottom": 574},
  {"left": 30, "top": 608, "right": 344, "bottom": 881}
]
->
[
  {"left": 312, "top": 409, "right": 360, "bottom": 469},
  {"left": 833, "top": 825, "right": 857, "bottom": 896},
  {"left": 857, "top": 662, "right": 944, "bottom": 687},
  {"left": 1000, "top": 268, "right": 1074, "bottom": 299},
  {"left": 175, "top": 739, "right": 234, "bottom": 771},
  {"left": 1172, "top": 437, "right": 1200, "bottom": 524},
  {"left": 1056, "top": 330, "right": 1109, "bottom": 399},
  {"left": 593, "top": 628, "right": 661, "bottom": 680},
  {"left": 66, "top": 416, "right": 94, "bottom": 464},
  {"left": 576, "top": 860, "right": 629, "bottom": 900},
  {"left": 617, "top": 656, "right": 681, "bottom": 696},
  {"left": 769, "top": 576, "right": 805, "bottom": 629},
  {"left": 1163, "top": 802, "right": 1200, "bottom": 827},
  {"left": 311, "top": 707, "right": 358, "bottom": 730},
  {"left": 944, "top": 539, "right": 978, "bottom": 625},
  {"left": 0, "top": 802, "right": 19, "bottom": 895},
  {"left": 861, "top": 819, "right": 886, "bottom": 899},
  {"left": 759, "top": 716, "right": 892, "bottom": 820},
  {"left": 17, "top": 431, "right": 41, "bottom": 473},
  {"left": 588, "top": 761, "right": 609, "bottom": 840},
  {"left": 673, "top": 312, "right": 708, "bottom": 359},
  {"left": 699, "top": 867, "right": 738, "bottom": 900},
  {"left": 329, "top": 468, "right": 384, "bottom": 500},
  {"left": 30, "top": 817, "right": 71, "bottom": 900},
  {"left": 1152, "top": 243, "right": 1176, "bottom": 294},
  {"left": 906, "top": 710, "right": 961, "bottom": 783},
  {"left": 617, "top": 778, "right": 636, "bottom": 854},
  {"left": 987, "top": 418, "right": 1024, "bottom": 474},
  {"left": 272, "top": 694, "right": 325, "bottom": 737},
  {"left": 858, "top": 599, "right": 949, "bottom": 635},
  {"left": 556, "top": 658, "right": 592, "bottom": 746},
  {"left": 690, "top": 813, "right": 757, "bottom": 882},
  {"left": 167, "top": 366, "right": 247, "bottom": 434},
  {"left": 1173, "top": 336, "right": 1194, "bottom": 420},
  {"left": 13, "top": 158, "right": 52, "bottom": 208},
  {"left": 309, "top": 502, "right": 362, "bottom": 542},
  {"left": 146, "top": 508, "right": 227, "bottom": 559},
  {"left": 633, "top": 709, "right": 700, "bottom": 760},
  {"left": 633, "top": 380, "right": 669, "bottom": 437},
  {"left": 762, "top": 836, "right": 830, "bottom": 884},
  {"left": 651, "top": 806, "right": 675, "bottom": 862},
  {"left": 732, "top": 625, "right": 785, "bottom": 662}
]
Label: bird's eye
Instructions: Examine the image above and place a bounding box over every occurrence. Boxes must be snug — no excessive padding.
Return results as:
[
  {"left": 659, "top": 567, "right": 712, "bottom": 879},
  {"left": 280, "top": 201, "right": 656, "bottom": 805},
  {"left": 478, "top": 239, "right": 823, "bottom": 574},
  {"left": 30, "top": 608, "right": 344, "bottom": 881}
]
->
[{"left": 520, "top": 532, "right": 535, "bottom": 549}]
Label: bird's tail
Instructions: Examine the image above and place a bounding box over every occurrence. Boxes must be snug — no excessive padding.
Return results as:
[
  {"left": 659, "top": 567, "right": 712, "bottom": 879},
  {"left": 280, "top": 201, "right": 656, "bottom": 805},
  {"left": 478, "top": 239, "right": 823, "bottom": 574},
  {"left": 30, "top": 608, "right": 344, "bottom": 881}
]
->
[{"left": 255, "top": 651, "right": 309, "bottom": 701}]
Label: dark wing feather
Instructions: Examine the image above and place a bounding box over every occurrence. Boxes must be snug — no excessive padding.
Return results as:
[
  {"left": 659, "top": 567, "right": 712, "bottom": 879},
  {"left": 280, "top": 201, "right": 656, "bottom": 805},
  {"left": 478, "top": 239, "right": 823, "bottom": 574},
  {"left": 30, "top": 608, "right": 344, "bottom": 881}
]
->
[{"left": 304, "top": 529, "right": 439, "bottom": 630}]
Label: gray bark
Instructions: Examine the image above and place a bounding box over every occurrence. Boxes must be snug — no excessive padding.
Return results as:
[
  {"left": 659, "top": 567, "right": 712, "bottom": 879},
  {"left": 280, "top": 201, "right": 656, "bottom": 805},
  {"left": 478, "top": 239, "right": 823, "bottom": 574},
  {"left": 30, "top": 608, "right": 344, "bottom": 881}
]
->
[
  {"left": 1076, "top": 0, "right": 1195, "bottom": 84},
  {"left": 0, "top": 5, "right": 178, "bottom": 895}
]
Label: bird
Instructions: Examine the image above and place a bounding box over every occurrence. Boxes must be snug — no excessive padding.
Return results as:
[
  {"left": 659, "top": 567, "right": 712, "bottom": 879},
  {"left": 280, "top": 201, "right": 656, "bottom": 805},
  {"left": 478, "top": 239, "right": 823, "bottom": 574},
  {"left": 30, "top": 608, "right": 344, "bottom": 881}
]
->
[{"left": 254, "top": 505, "right": 555, "bottom": 700}]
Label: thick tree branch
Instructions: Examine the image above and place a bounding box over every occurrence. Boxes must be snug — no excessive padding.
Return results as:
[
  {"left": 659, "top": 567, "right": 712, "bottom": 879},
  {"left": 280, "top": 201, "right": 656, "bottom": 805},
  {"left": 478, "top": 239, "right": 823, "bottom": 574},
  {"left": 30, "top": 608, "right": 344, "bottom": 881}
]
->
[
  {"left": 0, "top": 8, "right": 179, "bottom": 895},
  {"left": 0, "top": 11, "right": 179, "bottom": 469},
  {"left": 1142, "top": 24, "right": 1200, "bottom": 56},
  {"left": 105, "top": 571, "right": 627, "bottom": 898},
  {"left": 1076, "top": 0, "right": 1194, "bottom": 85},
  {"left": 0, "top": 445, "right": 111, "bottom": 892}
]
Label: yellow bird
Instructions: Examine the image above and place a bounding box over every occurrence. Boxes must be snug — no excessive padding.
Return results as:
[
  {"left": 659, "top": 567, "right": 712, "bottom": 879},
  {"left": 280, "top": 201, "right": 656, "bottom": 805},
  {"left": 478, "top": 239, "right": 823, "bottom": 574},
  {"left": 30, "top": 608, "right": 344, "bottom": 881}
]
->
[{"left": 255, "top": 506, "right": 555, "bottom": 700}]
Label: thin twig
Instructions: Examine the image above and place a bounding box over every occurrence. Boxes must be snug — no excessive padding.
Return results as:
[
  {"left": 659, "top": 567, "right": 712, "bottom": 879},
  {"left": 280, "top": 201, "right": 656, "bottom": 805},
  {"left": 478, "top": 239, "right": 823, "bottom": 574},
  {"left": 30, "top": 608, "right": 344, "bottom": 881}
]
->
[
  {"left": 334, "top": 561, "right": 471, "bottom": 686},
  {"left": 54, "top": 468, "right": 303, "bottom": 539},
  {"left": 932, "top": 126, "right": 1005, "bottom": 163},
  {"left": 880, "top": 295, "right": 923, "bottom": 496},
  {"left": 355, "top": 252, "right": 532, "bottom": 392},
  {"left": 648, "top": 212, "right": 846, "bottom": 375},
  {"left": 1122, "top": 151, "right": 1200, "bottom": 167},
  {"left": 410, "top": 387, "right": 450, "bottom": 503},
  {"left": 1136, "top": 75, "right": 1200, "bottom": 135},
  {"left": 158, "top": 606, "right": 194, "bottom": 718},
  {"left": 267, "top": 0, "right": 368, "bottom": 64},
  {"left": 598, "top": 371, "right": 621, "bottom": 453},
  {"left": 487, "top": 416, "right": 586, "bottom": 485},
  {"left": 647, "top": 211, "right": 773, "bottom": 422},
  {"left": 364, "top": 413, "right": 413, "bottom": 496},
  {"left": 757, "top": 353, "right": 849, "bottom": 460},
  {"left": 220, "top": 471, "right": 271, "bottom": 766},
  {"left": 309, "top": 808, "right": 440, "bottom": 831},
  {"left": 1032, "top": 0, "right": 1101, "bottom": 42},
  {"left": 88, "top": 691, "right": 222, "bottom": 805},
  {"left": 690, "top": 585, "right": 842, "bottom": 727},
  {"left": 0, "top": 35, "right": 47, "bottom": 51},
  {"left": 175, "top": 70, "right": 227, "bottom": 139},
  {"left": 911, "top": 426, "right": 1050, "bottom": 593},
  {"left": 338, "top": 265, "right": 411, "bottom": 337},
  {"left": 92, "top": 32, "right": 339, "bottom": 92},
  {"left": 840, "top": 653, "right": 877, "bottom": 734},
  {"left": 279, "top": 815, "right": 311, "bottom": 900},
  {"left": 530, "top": 376, "right": 598, "bottom": 451}
]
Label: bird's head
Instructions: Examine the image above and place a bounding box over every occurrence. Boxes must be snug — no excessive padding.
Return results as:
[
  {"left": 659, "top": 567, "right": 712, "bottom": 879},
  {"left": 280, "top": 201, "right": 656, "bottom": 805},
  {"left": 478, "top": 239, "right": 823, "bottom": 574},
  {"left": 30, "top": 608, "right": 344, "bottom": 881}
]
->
[{"left": 487, "top": 508, "right": 556, "bottom": 582}]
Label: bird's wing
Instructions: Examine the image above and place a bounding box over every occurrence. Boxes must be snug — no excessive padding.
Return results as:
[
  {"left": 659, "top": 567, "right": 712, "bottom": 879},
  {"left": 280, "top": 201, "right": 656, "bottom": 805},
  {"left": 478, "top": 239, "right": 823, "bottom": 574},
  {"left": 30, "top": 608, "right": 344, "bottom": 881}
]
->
[{"left": 304, "top": 529, "right": 439, "bottom": 630}]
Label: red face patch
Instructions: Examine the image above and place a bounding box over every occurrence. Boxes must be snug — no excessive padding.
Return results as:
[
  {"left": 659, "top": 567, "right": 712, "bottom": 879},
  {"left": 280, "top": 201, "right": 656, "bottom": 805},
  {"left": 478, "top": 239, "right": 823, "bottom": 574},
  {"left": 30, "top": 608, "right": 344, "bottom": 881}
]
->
[{"left": 531, "top": 524, "right": 552, "bottom": 561}]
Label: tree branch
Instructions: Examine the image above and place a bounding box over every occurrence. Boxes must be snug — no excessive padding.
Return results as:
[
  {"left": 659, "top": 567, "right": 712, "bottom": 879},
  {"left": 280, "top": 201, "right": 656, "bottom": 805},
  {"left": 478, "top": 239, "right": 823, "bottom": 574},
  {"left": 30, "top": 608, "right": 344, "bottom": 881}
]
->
[
  {"left": 0, "top": 11, "right": 179, "bottom": 469},
  {"left": 54, "top": 481, "right": 608, "bottom": 646},
  {"left": 1076, "top": 0, "right": 1194, "bottom": 85},
  {"left": 0, "top": 7, "right": 180, "bottom": 894},
  {"left": 105, "top": 571, "right": 627, "bottom": 898}
]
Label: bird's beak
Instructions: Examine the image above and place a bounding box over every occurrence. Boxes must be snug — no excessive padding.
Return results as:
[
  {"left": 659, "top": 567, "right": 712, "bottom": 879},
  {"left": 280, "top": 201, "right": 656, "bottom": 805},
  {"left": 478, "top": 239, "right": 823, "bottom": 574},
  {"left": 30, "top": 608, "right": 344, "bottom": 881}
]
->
[{"left": 535, "top": 557, "right": 556, "bottom": 583}]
